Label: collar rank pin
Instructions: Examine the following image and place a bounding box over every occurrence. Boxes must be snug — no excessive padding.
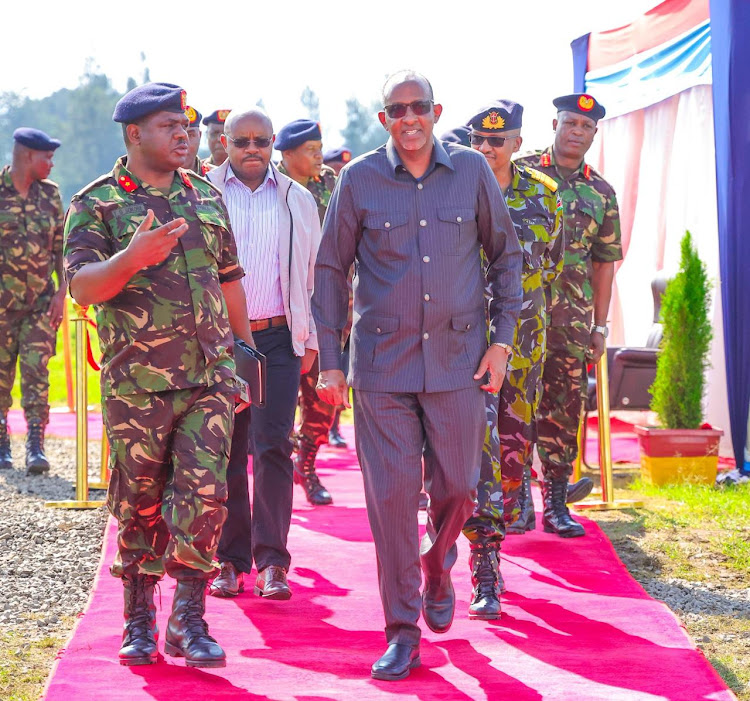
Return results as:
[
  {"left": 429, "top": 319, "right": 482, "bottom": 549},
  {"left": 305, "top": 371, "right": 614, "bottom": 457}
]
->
[{"left": 118, "top": 175, "right": 137, "bottom": 193}]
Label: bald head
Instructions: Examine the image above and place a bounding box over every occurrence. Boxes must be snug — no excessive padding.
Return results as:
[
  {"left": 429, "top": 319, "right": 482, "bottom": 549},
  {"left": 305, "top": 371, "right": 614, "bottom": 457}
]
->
[
  {"left": 382, "top": 70, "right": 434, "bottom": 106},
  {"left": 224, "top": 108, "right": 273, "bottom": 137}
]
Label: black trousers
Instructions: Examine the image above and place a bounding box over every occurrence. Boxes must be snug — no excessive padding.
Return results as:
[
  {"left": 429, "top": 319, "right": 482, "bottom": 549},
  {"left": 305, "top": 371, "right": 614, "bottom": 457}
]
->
[{"left": 217, "top": 326, "right": 302, "bottom": 573}]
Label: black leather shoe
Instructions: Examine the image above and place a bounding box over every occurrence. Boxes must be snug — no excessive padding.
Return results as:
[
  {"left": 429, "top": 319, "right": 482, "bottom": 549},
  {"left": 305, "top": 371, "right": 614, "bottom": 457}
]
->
[
  {"left": 293, "top": 441, "right": 333, "bottom": 506},
  {"left": 209, "top": 562, "right": 244, "bottom": 598},
  {"left": 507, "top": 468, "right": 535, "bottom": 535},
  {"left": 0, "top": 415, "right": 12, "bottom": 470},
  {"left": 25, "top": 420, "right": 49, "bottom": 475},
  {"left": 119, "top": 574, "right": 159, "bottom": 666},
  {"left": 542, "top": 479, "right": 585, "bottom": 538},
  {"left": 254, "top": 565, "right": 292, "bottom": 600},
  {"left": 468, "top": 544, "right": 502, "bottom": 620},
  {"left": 327, "top": 417, "right": 348, "bottom": 449},
  {"left": 165, "top": 578, "right": 226, "bottom": 668},
  {"left": 567, "top": 477, "right": 594, "bottom": 504},
  {"left": 422, "top": 574, "right": 455, "bottom": 633},
  {"left": 371, "top": 643, "right": 420, "bottom": 681}
]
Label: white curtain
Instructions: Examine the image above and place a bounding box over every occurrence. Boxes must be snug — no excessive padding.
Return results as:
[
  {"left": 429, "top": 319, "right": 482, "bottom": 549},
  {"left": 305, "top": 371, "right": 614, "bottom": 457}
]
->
[{"left": 589, "top": 84, "right": 732, "bottom": 454}]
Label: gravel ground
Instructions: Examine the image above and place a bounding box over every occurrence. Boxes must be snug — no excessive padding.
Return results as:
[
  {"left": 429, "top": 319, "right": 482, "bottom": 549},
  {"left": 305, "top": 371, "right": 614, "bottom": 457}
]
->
[{"left": 0, "top": 436, "right": 108, "bottom": 643}]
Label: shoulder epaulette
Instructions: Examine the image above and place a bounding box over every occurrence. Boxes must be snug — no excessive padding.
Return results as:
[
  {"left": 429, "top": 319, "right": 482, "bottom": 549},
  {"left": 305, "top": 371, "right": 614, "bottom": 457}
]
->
[
  {"left": 524, "top": 166, "right": 558, "bottom": 193},
  {"left": 72, "top": 172, "right": 114, "bottom": 200},
  {"left": 183, "top": 168, "right": 222, "bottom": 195}
]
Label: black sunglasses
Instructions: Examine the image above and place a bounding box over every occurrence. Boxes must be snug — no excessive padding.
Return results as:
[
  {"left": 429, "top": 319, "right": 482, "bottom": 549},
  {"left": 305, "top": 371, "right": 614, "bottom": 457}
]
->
[
  {"left": 470, "top": 134, "right": 514, "bottom": 147},
  {"left": 226, "top": 136, "right": 273, "bottom": 149},
  {"left": 383, "top": 100, "right": 433, "bottom": 119}
]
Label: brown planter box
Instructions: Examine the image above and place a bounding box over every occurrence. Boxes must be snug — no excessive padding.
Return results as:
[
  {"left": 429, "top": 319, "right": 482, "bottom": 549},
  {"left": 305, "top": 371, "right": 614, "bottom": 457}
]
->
[{"left": 634, "top": 425, "right": 723, "bottom": 486}]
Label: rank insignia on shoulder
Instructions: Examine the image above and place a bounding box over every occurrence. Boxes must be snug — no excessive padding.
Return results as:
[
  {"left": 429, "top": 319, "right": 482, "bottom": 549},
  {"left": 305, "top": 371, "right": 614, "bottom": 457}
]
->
[
  {"left": 540, "top": 152, "right": 551, "bottom": 167},
  {"left": 556, "top": 195, "right": 563, "bottom": 213},
  {"left": 525, "top": 166, "right": 558, "bottom": 193},
  {"left": 481, "top": 111, "right": 505, "bottom": 130},
  {"left": 179, "top": 170, "right": 194, "bottom": 189},
  {"left": 118, "top": 175, "right": 138, "bottom": 193},
  {"left": 583, "top": 164, "right": 592, "bottom": 180}
]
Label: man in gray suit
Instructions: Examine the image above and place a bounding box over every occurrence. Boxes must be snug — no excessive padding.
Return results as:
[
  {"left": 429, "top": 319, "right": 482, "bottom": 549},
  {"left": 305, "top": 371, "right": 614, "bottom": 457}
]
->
[{"left": 313, "top": 71, "right": 522, "bottom": 681}]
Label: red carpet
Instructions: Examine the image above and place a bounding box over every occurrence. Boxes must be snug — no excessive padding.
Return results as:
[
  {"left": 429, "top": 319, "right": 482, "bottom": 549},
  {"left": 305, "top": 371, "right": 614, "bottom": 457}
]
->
[
  {"left": 43, "top": 426, "right": 731, "bottom": 700},
  {"left": 7, "top": 408, "right": 103, "bottom": 440}
]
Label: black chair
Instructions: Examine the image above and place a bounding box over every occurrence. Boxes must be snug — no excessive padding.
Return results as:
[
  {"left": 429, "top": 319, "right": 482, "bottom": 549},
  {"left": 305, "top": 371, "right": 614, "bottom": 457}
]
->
[{"left": 582, "top": 273, "right": 668, "bottom": 467}]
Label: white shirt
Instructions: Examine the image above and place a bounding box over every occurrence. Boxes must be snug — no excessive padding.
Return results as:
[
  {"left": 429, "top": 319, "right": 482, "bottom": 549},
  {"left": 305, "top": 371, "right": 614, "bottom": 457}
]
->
[{"left": 223, "top": 164, "right": 285, "bottom": 319}]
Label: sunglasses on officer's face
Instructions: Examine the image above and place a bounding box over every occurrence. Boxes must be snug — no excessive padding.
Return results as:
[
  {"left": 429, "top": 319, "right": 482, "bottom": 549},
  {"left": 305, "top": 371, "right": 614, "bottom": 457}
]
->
[
  {"left": 226, "top": 136, "right": 273, "bottom": 149},
  {"left": 383, "top": 100, "right": 434, "bottom": 119},
  {"left": 470, "top": 134, "right": 514, "bottom": 147}
]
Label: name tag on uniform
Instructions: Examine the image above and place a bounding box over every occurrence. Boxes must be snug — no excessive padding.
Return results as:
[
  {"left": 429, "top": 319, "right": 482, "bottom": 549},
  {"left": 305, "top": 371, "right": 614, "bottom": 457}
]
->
[{"left": 112, "top": 204, "right": 147, "bottom": 220}]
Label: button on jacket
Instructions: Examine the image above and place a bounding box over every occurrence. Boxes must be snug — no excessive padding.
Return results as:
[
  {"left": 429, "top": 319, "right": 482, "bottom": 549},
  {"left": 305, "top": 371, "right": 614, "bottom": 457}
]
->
[{"left": 313, "top": 138, "right": 523, "bottom": 394}]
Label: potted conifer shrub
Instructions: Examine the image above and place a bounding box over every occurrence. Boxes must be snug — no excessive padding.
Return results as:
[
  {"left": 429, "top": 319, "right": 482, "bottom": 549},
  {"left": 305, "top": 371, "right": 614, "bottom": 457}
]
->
[{"left": 634, "top": 231, "right": 723, "bottom": 485}]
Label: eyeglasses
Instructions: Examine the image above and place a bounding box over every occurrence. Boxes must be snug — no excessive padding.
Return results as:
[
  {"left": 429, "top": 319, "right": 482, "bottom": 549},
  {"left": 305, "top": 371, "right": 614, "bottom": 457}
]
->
[
  {"left": 470, "top": 134, "right": 514, "bottom": 147},
  {"left": 383, "top": 100, "right": 433, "bottom": 119},
  {"left": 226, "top": 136, "right": 273, "bottom": 149}
]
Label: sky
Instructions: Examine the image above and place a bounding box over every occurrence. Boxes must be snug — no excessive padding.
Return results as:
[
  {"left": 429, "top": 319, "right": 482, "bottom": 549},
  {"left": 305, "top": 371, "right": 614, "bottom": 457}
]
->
[{"left": 5, "top": 0, "right": 660, "bottom": 151}]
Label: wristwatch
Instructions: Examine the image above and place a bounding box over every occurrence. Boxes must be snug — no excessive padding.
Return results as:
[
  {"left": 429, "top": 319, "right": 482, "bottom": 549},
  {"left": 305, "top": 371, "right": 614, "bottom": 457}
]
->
[
  {"left": 492, "top": 342, "right": 513, "bottom": 358},
  {"left": 591, "top": 324, "right": 609, "bottom": 338}
]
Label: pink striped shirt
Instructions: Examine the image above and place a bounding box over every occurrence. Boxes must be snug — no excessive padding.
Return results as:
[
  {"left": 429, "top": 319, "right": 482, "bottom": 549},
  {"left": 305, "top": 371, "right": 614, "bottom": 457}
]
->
[{"left": 223, "top": 165, "right": 285, "bottom": 319}]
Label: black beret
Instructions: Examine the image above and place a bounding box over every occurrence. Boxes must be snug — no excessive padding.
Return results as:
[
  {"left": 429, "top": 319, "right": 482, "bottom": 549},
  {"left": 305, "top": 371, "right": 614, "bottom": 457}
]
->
[
  {"left": 185, "top": 105, "right": 202, "bottom": 127},
  {"left": 202, "top": 109, "right": 231, "bottom": 126},
  {"left": 113, "top": 82, "right": 187, "bottom": 124},
  {"left": 440, "top": 125, "right": 471, "bottom": 147},
  {"left": 467, "top": 100, "right": 523, "bottom": 132},
  {"left": 553, "top": 93, "right": 606, "bottom": 122},
  {"left": 275, "top": 119, "right": 322, "bottom": 151},
  {"left": 323, "top": 146, "right": 352, "bottom": 164},
  {"left": 13, "top": 127, "right": 61, "bottom": 151}
]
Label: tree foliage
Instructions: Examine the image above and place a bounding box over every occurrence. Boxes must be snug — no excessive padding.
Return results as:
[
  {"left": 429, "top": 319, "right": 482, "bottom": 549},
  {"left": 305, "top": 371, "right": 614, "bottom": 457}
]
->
[
  {"left": 650, "top": 231, "right": 713, "bottom": 429},
  {"left": 341, "top": 97, "right": 385, "bottom": 157},
  {"left": 300, "top": 87, "right": 320, "bottom": 122},
  {"left": 0, "top": 67, "right": 127, "bottom": 205}
]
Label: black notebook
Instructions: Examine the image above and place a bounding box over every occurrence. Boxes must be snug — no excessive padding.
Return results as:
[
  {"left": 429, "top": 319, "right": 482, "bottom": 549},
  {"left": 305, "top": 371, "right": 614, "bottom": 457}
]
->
[{"left": 233, "top": 339, "right": 266, "bottom": 408}]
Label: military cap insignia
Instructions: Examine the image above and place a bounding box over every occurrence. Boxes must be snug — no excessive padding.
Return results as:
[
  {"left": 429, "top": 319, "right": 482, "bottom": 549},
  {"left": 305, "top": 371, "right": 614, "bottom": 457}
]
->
[
  {"left": 342, "top": 151, "right": 351, "bottom": 163},
  {"left": 540, "top": 152, "right": 551, "bottom": 167},
  {"left": 217, "top": 110, "right": 230, "bottom": 122},
  {"left": 180, "top": 90, "right": 187, "bottom": 111},
  {"left": 481, "top": 111, "right": 505, "bottom": 130},
  {"left": 578, "top": 95, "right": 595, "bottom": 112},
  {"left": 525, "top": 166, "right": 558, "bottom": 192},
  {"left": 179, "top": 170, "right": 194, "bottom": 189},
  {"left": 185, "top": 106, "right": 197, "bottom": 122},
  {"left": 118, "top": 174, "right": 137, "bottom": 193}
]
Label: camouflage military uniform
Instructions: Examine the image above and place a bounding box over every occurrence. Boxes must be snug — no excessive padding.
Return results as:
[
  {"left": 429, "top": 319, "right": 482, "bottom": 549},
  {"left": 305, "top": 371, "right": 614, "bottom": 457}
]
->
[
  {"left": 188, "top": 156, "right": 211, "bottom": 177},
  {"left": 0, "top": 165, "right": 64, "bottom": 426},
  {"left": 278, "top": 163, "right": 339, "bottom": 448},
  {"left": 64, "top": 157, "right": 243, "bottom": 580},
  {"left": 463, "top": 163, "right": 564, "bottom": 545},
  {"left": 515, "top": 147, "right": 622, "bottom": 481}
]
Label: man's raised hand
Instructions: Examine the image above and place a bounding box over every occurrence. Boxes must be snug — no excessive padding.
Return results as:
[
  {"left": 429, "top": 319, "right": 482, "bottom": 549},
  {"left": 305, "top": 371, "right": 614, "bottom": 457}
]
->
[{"left": 125, "top": 209, "right": 188, "bottom": 270}]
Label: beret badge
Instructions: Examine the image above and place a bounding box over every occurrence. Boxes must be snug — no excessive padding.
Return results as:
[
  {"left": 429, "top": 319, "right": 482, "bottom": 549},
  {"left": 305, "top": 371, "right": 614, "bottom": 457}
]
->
[
  {"left": 481, "top": 111, "right": 505, "bottom": 130},
  {"left": 578, "top": 95, "right": 595, "bottom": 111}
]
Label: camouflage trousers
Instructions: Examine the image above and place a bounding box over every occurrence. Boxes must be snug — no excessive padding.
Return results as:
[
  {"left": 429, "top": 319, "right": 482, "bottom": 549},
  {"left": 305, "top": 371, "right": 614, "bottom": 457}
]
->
[
  {"left": 463, "top": 358, "right": 542, "bottom": 546},
  {"left": 536, "top": 324, "right": 588, "bottom": 481},
  {"left": 0, "top": 297, "right": 56, "bottom": 424},
  {"left": 296, "top": 355, "right": 336, "bottom": 448},
  {"left": 103, "top": 380, "right": 235, "bottom": 580}
]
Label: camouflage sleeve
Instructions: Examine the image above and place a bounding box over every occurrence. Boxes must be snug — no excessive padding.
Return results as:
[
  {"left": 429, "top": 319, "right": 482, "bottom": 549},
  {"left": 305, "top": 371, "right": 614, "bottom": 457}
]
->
[
  {"left": 63, "top": 198, "right": 111, "bottom": 286},
  {"left": 543, "top": 192, "right": 565, "bottom": 287},
  {"left": 591, "top": 189, "right": 623, "bottom": 263},
  {"left": 215, "top": 198, "right": 244, "bottom": 285},
  {"left": 52, "top": 188, "right": 65, "bottom": 260}
]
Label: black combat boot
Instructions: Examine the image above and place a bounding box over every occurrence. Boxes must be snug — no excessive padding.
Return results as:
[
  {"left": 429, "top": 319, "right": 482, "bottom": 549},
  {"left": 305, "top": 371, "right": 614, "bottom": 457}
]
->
[
  {"left": 507, "top": 467, "right": 536, "bottom": 535},
  {"left": 0, "top": 415, "right": 12, "bottom": 470},
  {"left": 468, "top": 543, "right": 503, "bottom": 620},
  {"left": 327, "top": 411, "right": 348, "bottom": 449},
  {"left": 119, "top": 574, "right": 159, "bottom": 666},
  {"left": 293, "top": 439, "right": 333, "bottom": 505},
  {"left": 25, "top": 420, "right": 50, "bottom": 474},
  {"left": 567, "top": 476, "right": 594, "bottom": 504},
  {"left": 165, "top": 578, "right": 226, "bottom": 668},
  {"left": 542, "top": 479, "right": 585, "bottom": 538}
]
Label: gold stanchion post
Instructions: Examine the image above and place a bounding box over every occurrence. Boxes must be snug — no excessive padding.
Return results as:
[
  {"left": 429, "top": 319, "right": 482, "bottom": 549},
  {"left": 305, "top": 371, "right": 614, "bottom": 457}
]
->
[
  {"left": 46, "top": 306, "right": 104, "bottom": 509},
  {"left": 573, "top": 410, "right": 584, "bottom": 483},
  {"left": 90, "top": 436, "right": 110, "bottom": 491},
  {"left": 61, "top": 300, "right": 74, "bottom": 413},
  {"left": 574, "top": 344, "right": 643, "bottom": 511}
]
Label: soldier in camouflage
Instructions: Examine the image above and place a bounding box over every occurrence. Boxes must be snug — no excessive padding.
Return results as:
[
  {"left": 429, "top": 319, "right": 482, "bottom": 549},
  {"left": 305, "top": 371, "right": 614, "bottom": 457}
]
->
[
  {"left": 202, "top": 109, "right": 231, "bottom": 169},
  {"left": 183, "top": 105, "right": 211, "bottom": 176},
  {"left": 276, "top": 119, "right": 338, "bottom": 506},
  {"left": 460, "top": 101, "right": 564, "bottom": 619},
  {"left": 516, "top": 93, "right": 622, "bottom": 539},
  {"left": 64, "top": 83, "right": 254, "bottom": 668},
  {"left": 0, "top": 128, "right": 66, "bottom": 475}
]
